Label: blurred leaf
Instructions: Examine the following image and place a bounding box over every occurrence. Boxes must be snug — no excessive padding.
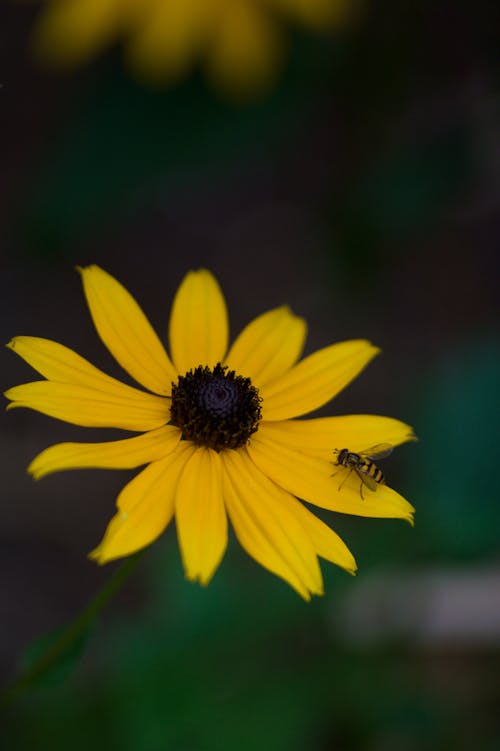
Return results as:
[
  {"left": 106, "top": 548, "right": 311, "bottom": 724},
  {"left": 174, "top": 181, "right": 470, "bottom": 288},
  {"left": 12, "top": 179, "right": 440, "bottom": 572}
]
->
[
  {"left": 1, "top": 551, "right": 143, "bottom": 707},
  {"left": 20, "top": 622, "right": 93, "bottom": 688},
  {"left": 360, "top": 128, "right": 471, "bottom": 235},
  {"left": 330, "top": 126, "right": 472, "bottom": 283},
  {"left": 407, "top": 337, "right": 500, "bottom": 559},
  {"left": 20, "top": 55, "right": 322, "bottom": 258}
]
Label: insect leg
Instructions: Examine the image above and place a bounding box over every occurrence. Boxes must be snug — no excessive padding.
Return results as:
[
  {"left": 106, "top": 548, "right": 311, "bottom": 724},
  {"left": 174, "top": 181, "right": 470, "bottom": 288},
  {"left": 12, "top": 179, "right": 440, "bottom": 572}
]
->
[
  {"left": 337, "top": 468, "right": 352, "bottom": 492},
  {"left": 354, "top": 468, "right": 369, "bottom": 500}
]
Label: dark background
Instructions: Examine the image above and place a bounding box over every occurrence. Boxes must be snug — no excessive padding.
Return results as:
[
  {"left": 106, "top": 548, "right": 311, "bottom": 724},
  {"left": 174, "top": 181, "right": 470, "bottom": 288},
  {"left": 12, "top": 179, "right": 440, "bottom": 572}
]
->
[{"left": 2, "top": 1, "right": 499, "bottom": 749}]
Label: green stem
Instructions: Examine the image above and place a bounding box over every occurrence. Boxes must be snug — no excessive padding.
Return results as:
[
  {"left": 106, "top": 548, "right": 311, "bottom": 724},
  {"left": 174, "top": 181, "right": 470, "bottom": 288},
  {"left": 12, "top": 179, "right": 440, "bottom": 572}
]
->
[{"left": 0, "top": 550, "right": 145, "bottom": 708}]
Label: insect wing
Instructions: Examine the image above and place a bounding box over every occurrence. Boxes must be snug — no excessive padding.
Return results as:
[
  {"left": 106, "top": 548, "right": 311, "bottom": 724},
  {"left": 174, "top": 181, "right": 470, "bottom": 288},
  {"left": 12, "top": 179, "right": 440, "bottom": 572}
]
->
[
  {"left": 360, "top": 443, "right": 393, "bottom": 461},
  {"left": 355, "top": 468, "right": 378, "bottom": 492}
]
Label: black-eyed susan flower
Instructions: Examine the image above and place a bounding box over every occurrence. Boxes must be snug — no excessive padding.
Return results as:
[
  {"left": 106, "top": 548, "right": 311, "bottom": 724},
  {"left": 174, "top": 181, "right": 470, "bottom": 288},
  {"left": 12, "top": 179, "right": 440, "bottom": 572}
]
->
[
  {"left": 5, "top": 266, "right": 414, "bottom": 599},
  {"left": 29, "top": 0, "right": 355, "bottom": 97}
]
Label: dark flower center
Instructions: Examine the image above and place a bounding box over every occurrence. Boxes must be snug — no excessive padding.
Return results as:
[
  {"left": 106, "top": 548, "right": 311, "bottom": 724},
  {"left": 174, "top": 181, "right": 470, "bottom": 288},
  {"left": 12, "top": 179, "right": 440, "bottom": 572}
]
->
[{"left": 170, "top": 363, "right": 262, "bottom": 451}]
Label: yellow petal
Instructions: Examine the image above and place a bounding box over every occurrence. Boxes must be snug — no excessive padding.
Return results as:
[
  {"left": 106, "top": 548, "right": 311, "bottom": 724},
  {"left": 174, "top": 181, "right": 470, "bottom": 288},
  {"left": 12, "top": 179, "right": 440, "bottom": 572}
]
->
[
  {"left": 205, "top": 0, "right": 285, "bottom": 99},
  {"left": 257, "top": 415, "right": 416, "bottom": 461},
  {"left": 28, "top": 425, "right": 181, "bottom": 480},
  {"left": 248, "top": 426, "right": 415, "bottom": 522},
  {"left": 5, "top": 381, "right": 170, "bottom": 431},
  {"left": 260, "top": 340, "right": 380, "bottom": 421},
  {"left": 175, "top": 447, "right": 227, "bottom": 585},
  {"left": 284, "top": 500, "right": 357, "bottom": 574},
  {"left": 168, "top": 269, "right": 229, "bottom": 374},
  {"left": 32, "top": 0, "right": 122, "bottom": 67},
  {"left": 78, "top": 265, "right": 176, "bottom": 395},
  {"left": 224, "top": 306, "right": 307, "bottom": 388},
  {"left": 221, "top": 448, "right": 323, "bottom": 599},
  {"left": 91, "top": 442, "right": 196, "bottom": 563},
  {"left": 6, "top": 336, "right": 165, "bottom": 398},
  {"left": 125, "top": 0, "right": 212, "bottom": 86}
]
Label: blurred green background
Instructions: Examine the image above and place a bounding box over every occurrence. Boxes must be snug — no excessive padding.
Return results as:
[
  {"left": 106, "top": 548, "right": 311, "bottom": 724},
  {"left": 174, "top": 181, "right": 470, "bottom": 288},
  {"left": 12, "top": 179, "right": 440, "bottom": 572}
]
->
[{"left": 1, "top": 1, "right": 499, "bottom": 749}]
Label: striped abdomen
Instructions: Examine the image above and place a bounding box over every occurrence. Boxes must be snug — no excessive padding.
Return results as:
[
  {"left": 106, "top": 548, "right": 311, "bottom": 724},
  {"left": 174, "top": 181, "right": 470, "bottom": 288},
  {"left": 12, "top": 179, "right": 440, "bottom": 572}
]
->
[{"left": 360, "top": 461, "right": 385, "bottom": 485}]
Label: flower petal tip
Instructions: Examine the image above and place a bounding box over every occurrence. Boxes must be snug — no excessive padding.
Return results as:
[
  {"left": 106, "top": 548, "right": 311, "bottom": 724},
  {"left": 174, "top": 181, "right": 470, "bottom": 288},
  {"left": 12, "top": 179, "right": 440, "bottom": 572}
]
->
[
  {"left": 185, "top": 569, "right": 216, "bottom": 587},
  {"left": 194, "top": 576, "right": 211, "bottom": 588},
  {"left": 88, "top": 547, "right": 106, "bottom": 565},
  {"left": 27, "top": 465, "right": 42, "bottom": 481},
  {"left": 191, "top": 268, "right": 214, "bottom": 280},
  {"left": 75, "top": 264, "right": 102, "bottom": 279},
  {"left": 341, "top": 554, "right": 358, "bottom": 576},
  {"left": 298, "top": 584, "right": 326, "bottom": 601},
  {"left": 186, "top": 268, "right": 223, "bottom": 290},
  {"left": 27, "top": 460, "right": 47, "bottom": 481},
  {"left": 283, "top": 305, "right": 306, "bottom": 325}
]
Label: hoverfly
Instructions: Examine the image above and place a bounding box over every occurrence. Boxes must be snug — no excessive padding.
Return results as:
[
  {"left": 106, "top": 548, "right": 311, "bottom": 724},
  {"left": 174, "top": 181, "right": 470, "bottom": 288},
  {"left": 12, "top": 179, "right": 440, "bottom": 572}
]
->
[{"left": 332, "top": 444, "right": 393, "bottom": 499}]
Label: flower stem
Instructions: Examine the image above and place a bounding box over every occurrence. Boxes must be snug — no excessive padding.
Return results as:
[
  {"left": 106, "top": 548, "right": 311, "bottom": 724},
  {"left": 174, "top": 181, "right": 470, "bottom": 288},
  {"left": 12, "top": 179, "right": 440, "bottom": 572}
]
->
[{"left": 0, "top": 550, "right": 145, "bottom": 708}]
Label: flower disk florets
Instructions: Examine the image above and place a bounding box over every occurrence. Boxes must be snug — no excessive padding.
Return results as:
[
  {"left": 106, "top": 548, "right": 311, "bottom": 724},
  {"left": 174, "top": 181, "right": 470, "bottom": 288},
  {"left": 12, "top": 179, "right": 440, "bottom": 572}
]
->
[{"left": 170, "top": 364, "right": 262, "bottom": 451}]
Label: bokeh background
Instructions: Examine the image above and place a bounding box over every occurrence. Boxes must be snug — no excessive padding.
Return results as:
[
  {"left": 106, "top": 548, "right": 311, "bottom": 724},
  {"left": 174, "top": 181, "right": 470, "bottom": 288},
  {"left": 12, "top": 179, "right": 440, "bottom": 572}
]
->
[{"left": 2, "top": 1, "right": 499, "bottom": 748}]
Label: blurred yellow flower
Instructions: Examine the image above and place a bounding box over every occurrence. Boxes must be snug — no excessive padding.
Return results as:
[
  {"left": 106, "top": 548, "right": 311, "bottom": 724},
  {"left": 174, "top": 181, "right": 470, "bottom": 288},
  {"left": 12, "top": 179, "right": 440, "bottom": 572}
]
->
[
  {"left": 30, "top": 0, "right": 356, "bottom": 96},
  {"left": 5, "top": 266, "right": 414, "bottom": 598}
]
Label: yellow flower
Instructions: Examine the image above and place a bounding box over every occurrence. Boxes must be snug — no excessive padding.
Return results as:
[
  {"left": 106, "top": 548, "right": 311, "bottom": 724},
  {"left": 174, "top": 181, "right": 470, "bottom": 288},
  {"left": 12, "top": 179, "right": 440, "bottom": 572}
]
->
[
  {"left": 30, "top": 0, "right": 355, "bottom": 97},
  {"left": 5, "top": 266, "right": 414, "bottom": 599}
]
